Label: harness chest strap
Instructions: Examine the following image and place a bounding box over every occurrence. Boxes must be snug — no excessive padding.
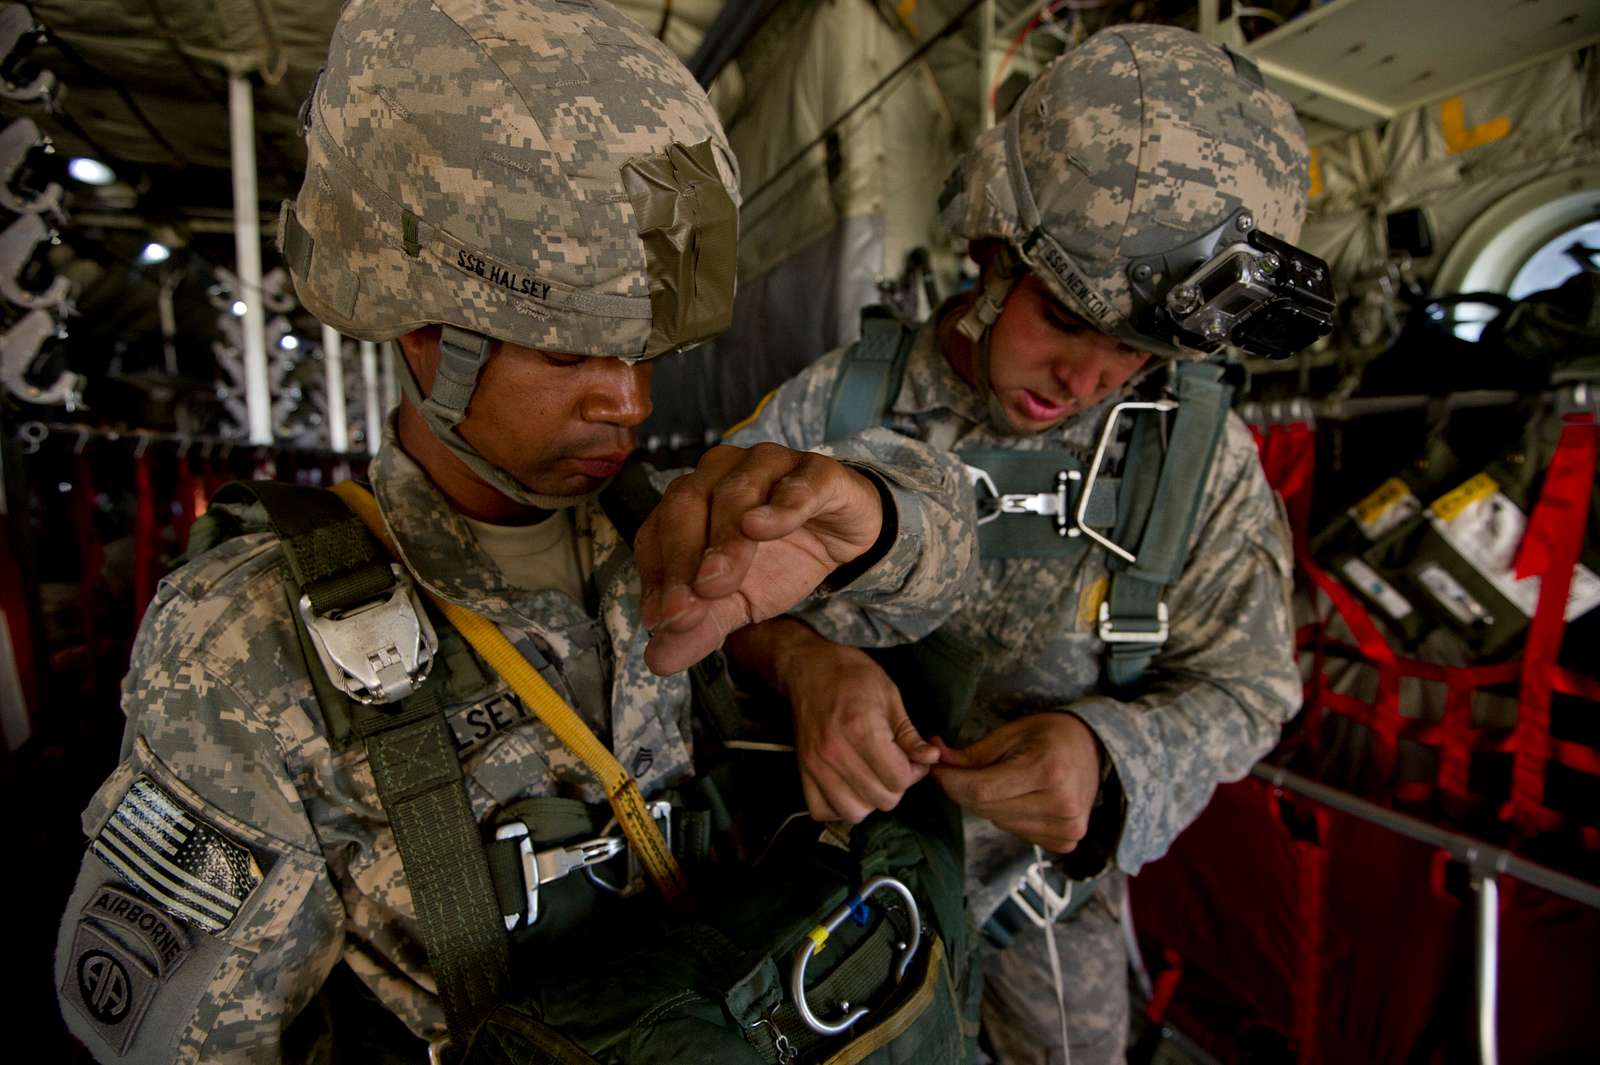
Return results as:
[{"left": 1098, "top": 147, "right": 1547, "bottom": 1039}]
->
[
  {"left": 329, "top": 481, "right": 691, "bottom": 911},
  {"left": 210, "top": 480, "right": 511, "bottom": 1051}
]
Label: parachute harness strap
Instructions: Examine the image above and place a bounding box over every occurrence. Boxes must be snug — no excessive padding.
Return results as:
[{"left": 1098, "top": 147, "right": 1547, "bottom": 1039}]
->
[{"left": 330, "top": 481, "right": 690, "bottom": 912}]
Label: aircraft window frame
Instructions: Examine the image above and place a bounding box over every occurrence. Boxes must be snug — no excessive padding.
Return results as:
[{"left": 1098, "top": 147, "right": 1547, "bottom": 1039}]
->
[{"left": 1432, "top": 169, "right": 1600, "bottom": 342}]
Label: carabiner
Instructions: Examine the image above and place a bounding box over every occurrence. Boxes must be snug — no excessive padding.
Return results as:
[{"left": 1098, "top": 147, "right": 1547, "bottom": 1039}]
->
[{"left": 789, "top": 875, "right": 921, "bottom": 1036}]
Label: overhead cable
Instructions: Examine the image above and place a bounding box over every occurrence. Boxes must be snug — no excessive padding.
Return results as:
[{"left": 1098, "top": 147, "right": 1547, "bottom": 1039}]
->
[{"left": 741, "top": 0, "right": 989, "bottom": 211}]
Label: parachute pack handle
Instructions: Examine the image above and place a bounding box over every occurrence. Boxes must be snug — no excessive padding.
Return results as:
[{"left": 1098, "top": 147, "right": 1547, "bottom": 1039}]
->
[{"left": 329, "top": 480, "right": 691, "bottom": 912}]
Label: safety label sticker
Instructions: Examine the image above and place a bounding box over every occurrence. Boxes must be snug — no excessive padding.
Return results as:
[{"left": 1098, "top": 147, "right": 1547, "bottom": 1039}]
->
[
  {"left": 1350, "top": 477, "right": 1420, "bottom": 541},
  {"left": 91, "top": 775, "right": 264, "bottom": 934},
  {"left": 1428, "top": 488, "right": 1600, "bottom": 622}
]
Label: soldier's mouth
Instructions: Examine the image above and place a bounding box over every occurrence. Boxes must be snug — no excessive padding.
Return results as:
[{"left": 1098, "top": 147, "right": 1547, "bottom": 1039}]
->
[{"left": 1016, "top": 388, "right": 1070, "bottom": 422}]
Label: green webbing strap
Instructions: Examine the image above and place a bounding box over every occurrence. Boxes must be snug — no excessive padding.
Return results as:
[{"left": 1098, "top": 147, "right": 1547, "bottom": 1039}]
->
[
  {"left": 212, "top": 480, "right": 397, "bottom": 614},
  {"left": 957, "top": 447, "right": 1115, "bottom": 560},
  {"left": 219, "top": 481, "right": 511, "bottom": 1051},
  {"left": 351, "top": 685, "right": 512, "bottom": 1052},
  {"left": 823, "top": 307, "right": 917, "bottom": 442},
  {"left": 1102, "top": 364, "right": 1233, "bottom": 688}
]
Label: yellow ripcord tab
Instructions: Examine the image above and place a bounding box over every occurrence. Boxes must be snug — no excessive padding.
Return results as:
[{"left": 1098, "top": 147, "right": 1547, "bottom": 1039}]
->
[
  {"left": 807, "top": 927, "right": 829, "bottom": 953},
  {"left": 330, "top": 481, "right": 691, "bottom": 910}
]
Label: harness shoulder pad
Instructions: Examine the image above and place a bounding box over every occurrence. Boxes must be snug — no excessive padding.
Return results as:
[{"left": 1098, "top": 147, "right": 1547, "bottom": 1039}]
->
[{"left": 824, "top": 305, "right": 918, "bottom": 442}]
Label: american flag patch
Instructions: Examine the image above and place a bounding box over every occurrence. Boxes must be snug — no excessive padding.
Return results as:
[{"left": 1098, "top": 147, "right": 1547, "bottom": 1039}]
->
[{"left": 91, "top": 776, "right": 263, "bottom": 934}]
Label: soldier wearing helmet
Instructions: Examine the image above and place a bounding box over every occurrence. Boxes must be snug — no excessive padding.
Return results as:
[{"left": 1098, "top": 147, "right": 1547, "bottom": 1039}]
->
[
  {"left": 53, "top": 2, "right": 976, "bottom": 1061},
  {"left": 726, "top": 24, "right": 1327, "bottom": 1064}
]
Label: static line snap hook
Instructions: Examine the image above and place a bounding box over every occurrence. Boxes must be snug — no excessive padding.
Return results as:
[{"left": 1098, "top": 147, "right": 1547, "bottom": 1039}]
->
[{"left": 790, "top": 875, "right": 921, "bottom": 1036}]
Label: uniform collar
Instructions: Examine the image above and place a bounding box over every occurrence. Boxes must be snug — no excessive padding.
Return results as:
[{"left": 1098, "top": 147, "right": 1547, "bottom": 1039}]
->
[{"left": 369, "top": 432, "right": 525, "bottom": 619}]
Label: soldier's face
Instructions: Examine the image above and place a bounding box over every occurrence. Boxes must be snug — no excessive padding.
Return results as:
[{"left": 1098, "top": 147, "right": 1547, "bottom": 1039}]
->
[
  {"left": 412, "top": 330, "right": 654, "bottom": 496},
  {"left": 987, "top": 274, "right": 1150, "bottom": 432}
]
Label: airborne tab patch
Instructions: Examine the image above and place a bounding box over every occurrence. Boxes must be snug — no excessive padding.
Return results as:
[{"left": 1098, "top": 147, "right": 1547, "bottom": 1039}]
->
[{"left": 90, "top": 776, "right": 264, "bottom": 934}]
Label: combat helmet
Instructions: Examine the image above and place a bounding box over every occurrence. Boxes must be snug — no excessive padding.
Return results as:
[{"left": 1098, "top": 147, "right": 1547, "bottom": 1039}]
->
[
  {"left": 941, "top": 24, "right": 1330, "bottom": 365},
  {"left": 280, "top": 0, "right": 739, "bottom": 504}
]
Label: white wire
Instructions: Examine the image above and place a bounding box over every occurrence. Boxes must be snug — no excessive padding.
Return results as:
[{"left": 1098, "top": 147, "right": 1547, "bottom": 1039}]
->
[{"left": 1035, "top": 845, "right": 1073, "bottom": 1065}]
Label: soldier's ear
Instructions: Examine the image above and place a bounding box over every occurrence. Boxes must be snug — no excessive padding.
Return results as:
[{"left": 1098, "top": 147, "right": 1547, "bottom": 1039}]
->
[{"left": 396, "top": 325, "right": 443, "bottom": 392}]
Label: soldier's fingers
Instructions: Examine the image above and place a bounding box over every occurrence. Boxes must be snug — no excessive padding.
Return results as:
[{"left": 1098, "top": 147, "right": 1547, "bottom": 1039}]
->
[
  {"left": 738, "top": 454, "right": 875, "bottom": 546},
  {"left": 799, "top": 767, "right": 841, "bottom": 823},
  {"left": 807, "top": 761, "right": 874, "bottom": 825},
  {"left": 641, "top": 452, "right": 746, "bottom": 621},
  {"left": 857, "top": 737, "right": 928, "bottom": 799},
  {"left": 930, "top": 762, "right": 1038, "bottom": 810},
  {"left": 693, "top": 444, "right": 805, "bottom": 600}
]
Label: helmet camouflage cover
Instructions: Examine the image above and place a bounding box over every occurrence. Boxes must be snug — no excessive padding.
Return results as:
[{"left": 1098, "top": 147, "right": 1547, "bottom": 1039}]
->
[
  {"left": 940, "top": 24, "right": 1309, "bottom": 359},
  {"left": 281, "top": 0, "right": 740, "bottom": 362}
]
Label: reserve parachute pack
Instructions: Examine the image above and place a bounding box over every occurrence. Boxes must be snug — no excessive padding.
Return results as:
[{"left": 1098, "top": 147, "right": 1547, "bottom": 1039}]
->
[
  {"left": 825, "top": 306, "right": 1233, "bottom": 688},
  {"left": 188, "top": 470, "right": 981, "bottom": 1065}
]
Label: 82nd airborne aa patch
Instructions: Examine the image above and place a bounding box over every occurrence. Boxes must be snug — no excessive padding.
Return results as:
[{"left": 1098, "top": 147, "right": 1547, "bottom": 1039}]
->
[
  {"left": 62, "top": 885, "right": 193, "bottom": 1054},
  {"left": 90, "top": 775, "right": 264, "bottom": 934}
]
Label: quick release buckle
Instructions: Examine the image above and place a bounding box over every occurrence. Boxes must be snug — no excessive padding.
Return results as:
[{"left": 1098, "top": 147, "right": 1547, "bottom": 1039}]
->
[
  {"left": 1097, "top": 601, "right": 1170, "bottom": 645},
  {"left": 494, "top": 822, "right": 627, "bottom": 930},
  {"left": 297, "top": 565, "right": 439, "bottom": 704},
  {"left": 966, "top": 465, "right": 1083, "bottom": 537}
]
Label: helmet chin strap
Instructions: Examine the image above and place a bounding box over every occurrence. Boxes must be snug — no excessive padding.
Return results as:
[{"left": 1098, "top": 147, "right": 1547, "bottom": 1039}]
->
[
  {"left": 396, "top": 329, "right": 607, "bottom": 512},
  {"left": 955, "top": 257, "right": 1040, "bottom": 438}
]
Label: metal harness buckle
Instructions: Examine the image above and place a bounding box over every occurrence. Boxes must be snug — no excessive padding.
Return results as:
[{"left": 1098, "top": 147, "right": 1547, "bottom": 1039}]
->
[
  {"left": 967, "top": 464, "right": 1084, "bottom": 537},
  {"left": 790, "top": 875, "right": 922, "bottom": 1037},
  {"left": 1098, "top": 600, "right": 1170, "bottom": 645},
  {"left": 493, "top": 822, "right": 627, "bottom": 930},
  {"left": 1007, "top": 857, "right": 1079, "bottom": 929},
  {"left": 297, "top": 564, "right": 439, "bottom": 704}
]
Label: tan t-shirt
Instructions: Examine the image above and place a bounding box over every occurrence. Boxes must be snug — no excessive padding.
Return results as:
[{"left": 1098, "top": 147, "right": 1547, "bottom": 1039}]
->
[{"left": 462, "top": 509, "right": 589, "bottom": 604}]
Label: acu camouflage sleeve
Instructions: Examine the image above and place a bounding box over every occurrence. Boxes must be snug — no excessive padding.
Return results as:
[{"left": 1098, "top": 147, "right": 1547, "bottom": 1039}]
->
[
  {"left": 724, "top": 352, "right": 979, "bottom": 646},
  {"left": 56, "top": 567, "right": 345, "bottom": 1064},
  {"left": 1067, "top": 417, "right": 1302, "bottom": 875}
]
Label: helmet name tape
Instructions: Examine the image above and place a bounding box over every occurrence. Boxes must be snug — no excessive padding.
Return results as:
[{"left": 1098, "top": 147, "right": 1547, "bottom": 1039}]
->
[
  {"left": 1022, "top": 228, "right": 1116, "bottom": 333},
  {"left": 451, "top": 248, "right": 554, "bottom": 303}
]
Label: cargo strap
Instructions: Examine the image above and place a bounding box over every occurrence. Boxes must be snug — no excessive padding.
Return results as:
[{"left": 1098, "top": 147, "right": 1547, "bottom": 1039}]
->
[
  {"left": 211, "top": 480, "right": 510, "bottom": 1053},
  {"left": 1102, "top": 363, "right": 1233, "bottom": 688},
  {"left": 330, "top": 481, "right": 692, "bottom": 913}
]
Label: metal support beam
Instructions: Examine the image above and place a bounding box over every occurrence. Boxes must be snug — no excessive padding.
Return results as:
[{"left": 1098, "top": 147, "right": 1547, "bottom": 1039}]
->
[
  {"left": 360, "top": 340, "right": 381, "bottom": 453},
  {"left": 1474, "top": 875, "right": 1500, "bottom": 1065},
  {"left": 321, "top": 325, "right": 349, "bottom": 454},
  {"left": 1253, "top": 765, "right": 1600, "bottom": 911},
  {"left": 229, "top": 72, "right": 271, "bottom": 445},
  {"left": 979, "top": 0, "right": 996, "bottom": 131}
]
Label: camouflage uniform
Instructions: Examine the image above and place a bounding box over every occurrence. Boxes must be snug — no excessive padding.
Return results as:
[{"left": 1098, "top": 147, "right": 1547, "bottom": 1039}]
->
[
  {"left": 728, "top": 25, "right": 1310, "bottom": 1065},
  {"left": 55, "top": 1, "right": 978, "bottom": 1061},
  {"left": 53, "top": 426, "right": 970, "bottom": 1064}
]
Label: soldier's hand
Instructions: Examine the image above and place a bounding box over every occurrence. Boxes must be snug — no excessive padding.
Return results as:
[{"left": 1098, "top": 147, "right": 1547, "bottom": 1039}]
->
[
  {"left": 930, "top": 714, "right": 1102, "bottom": 853},
  {"left": 636, "top": 443, "right": 888, "bottom": 675},
  {"left": 765, "top": 621, "right": 939, "bottom": 824}
]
